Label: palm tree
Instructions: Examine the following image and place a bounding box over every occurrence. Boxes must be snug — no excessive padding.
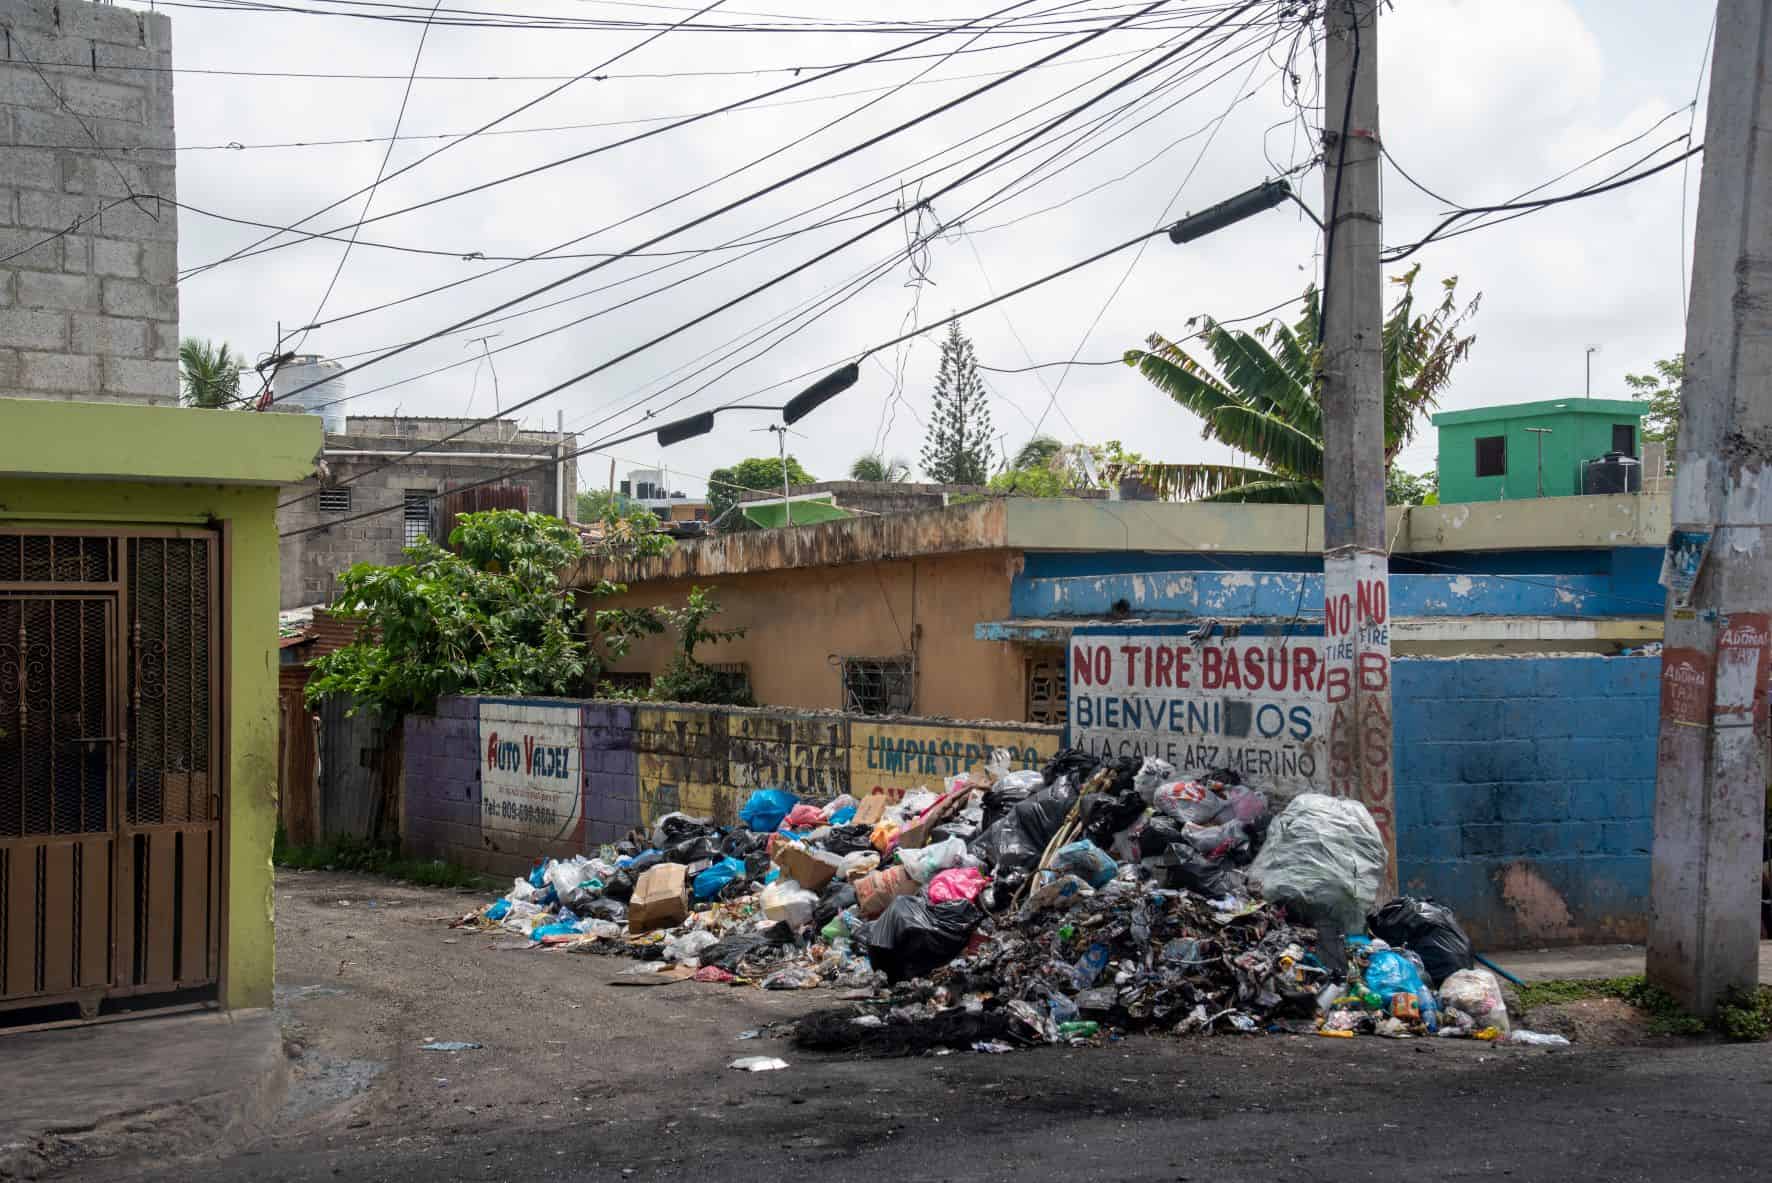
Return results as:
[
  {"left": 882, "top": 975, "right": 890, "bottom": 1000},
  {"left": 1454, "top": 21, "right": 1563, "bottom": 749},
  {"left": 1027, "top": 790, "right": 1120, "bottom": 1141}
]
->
[
  {"left": 1011, "top": 435, "right": 1063, "bottom": 471},
  {"left": 1118, "top": 265, "right": 1479, "bottom": 502},
  {"left": 848, "top": 453, "right": 910, "bottom": 482},
  {"left": 179, "top": 337, "right": 243, "bottom": 408}
]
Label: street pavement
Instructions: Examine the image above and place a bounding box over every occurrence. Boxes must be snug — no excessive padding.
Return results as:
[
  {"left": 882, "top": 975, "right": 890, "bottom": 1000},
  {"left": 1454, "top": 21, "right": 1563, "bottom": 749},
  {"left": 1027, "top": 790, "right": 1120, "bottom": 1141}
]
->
[{"left": 85, "top": 871, "right": 1772, "bottom": 1182}]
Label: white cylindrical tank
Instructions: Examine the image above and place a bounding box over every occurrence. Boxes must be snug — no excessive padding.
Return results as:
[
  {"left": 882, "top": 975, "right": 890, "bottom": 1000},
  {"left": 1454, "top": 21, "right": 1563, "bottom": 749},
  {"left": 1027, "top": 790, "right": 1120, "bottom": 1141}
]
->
[{"left": 270, "top": 355, "right": 347, "bottom": 434}]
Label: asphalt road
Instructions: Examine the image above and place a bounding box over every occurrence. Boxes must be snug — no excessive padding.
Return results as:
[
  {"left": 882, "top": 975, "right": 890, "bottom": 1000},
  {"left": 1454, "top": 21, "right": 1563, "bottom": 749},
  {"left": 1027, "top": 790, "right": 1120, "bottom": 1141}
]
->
[{"left": 103, "top": 871, "right": 1772, "bottom": 1183}]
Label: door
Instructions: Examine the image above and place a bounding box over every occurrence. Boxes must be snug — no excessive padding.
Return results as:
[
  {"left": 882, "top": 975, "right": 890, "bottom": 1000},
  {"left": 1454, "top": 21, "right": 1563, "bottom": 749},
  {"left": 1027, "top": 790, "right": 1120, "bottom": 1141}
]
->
[
  {"left": 0, "top": 530, "right": 221, "bottom": 1019},
  {"left": 0, "top": 594, "right": 118, "bottom": 1009}
]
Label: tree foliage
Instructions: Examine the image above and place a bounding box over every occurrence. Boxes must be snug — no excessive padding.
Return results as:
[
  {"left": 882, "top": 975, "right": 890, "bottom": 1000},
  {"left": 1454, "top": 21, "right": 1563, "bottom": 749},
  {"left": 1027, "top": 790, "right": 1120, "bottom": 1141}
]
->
[
  {"left": 707, "top": 455, "right": 815, "bottom": 522},
  {"left": 576, "top": 489, "right": 673, "bottom": 561},
  {"left": 1118, "top": 266, "right": 1479, "bottom": 502},
  {"left": 1625, "top": 353, "right": 1683, "bottom": 454},
  {"left": 305, "top": 511, "right": 656, "bottom": 720},
  {"left": 649, "top": 586, "right": 753, "bottom": 706},
  {"left": 920, "top": 321, "right": 993, "bottom": 484},
  {"left": 1386, "top": 467, "right": 1438, "bottom": 506},
  {"left": 179, "top": 337, "right": 243, "bottom": 408},
  {"left": 849, "top": 453, "right": 911, "bottom": 482},
  {"left": 1011, "top": 435, "right": 1064, "bottom": 471}
]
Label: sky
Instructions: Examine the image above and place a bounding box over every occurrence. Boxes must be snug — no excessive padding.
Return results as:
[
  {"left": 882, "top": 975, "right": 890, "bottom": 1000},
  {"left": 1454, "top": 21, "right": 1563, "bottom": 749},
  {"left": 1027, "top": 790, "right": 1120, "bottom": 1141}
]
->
[{"left": 142, "top": 0, "right": 1715, "bottom": 496}]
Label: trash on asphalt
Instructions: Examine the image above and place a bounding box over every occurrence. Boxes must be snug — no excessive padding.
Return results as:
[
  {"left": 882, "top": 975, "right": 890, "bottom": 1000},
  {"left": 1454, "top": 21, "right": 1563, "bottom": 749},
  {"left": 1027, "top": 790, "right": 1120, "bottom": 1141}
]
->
[
  {"left": 420, "top": 1041, "right": 483, "bottom": 1052},
  {"left": 453, "top": 747, "right": 1570, "bottom": 1055},
  {"left": 728, "top": 1056, "right": 789, "bottom": 1072}
]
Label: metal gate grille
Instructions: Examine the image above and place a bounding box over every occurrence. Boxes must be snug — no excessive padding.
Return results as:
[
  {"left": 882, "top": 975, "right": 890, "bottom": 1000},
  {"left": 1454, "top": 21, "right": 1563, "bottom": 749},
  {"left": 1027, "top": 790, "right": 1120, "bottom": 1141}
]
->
[{"left": 127, "top": 538, "right": 213, "bottom": 827}]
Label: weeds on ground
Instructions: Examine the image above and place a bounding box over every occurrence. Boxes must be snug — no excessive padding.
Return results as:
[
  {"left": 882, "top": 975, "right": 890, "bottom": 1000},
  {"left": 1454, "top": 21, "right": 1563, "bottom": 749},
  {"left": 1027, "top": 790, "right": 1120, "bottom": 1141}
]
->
[
  {"left": 273, "top": 827, "right": 494, "bottom": 891},
  {"left": 1514, "top": 973, "right": 1767, "bottom": 1040}
]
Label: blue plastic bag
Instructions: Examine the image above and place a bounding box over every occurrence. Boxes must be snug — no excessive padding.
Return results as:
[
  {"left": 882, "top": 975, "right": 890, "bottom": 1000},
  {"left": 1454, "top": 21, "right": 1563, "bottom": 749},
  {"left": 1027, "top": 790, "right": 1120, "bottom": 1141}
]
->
[
  {"left": 485, "top": 899, "right": 511, "bottom": 922},
  {"left": 694, "top": 856, "right": 747, "bottom": 901},
  {"left": 829, "top": 805, "right": 857, "bottom": 826},
  {"left": 1365, "top": 949, "right": 1428, "bottom": 1003},
  {"left": 1049, "top": 840, "right": 1117, "bottom": 888},
  {"left": 527, "top": 862, "right": 548, "bottom": 888},
  {"left": 740, "top": 788, "right": 799, "bottom": 833},
  {"left": 529, "top": 922, "right": 579, "bottom": 941}
]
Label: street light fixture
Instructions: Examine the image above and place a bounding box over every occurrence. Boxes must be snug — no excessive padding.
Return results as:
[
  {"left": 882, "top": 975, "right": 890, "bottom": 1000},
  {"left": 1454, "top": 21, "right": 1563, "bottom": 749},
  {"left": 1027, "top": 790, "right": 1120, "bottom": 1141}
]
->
[{"left": 1167, "top": 179, "right": 1298, "bottom": 244}]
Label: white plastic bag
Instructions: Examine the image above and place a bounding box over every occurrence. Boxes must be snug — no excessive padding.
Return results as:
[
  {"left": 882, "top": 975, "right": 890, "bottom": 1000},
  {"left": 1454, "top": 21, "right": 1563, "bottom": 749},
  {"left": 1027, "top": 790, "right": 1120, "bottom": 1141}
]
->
[
  {"left": 993, "top": 769, "right": 1044, "bottom": 793},
  {"left": 544, "top": 856, "right": 595, "bottom": 900},
  {"left": 1246, "top": 793, "right": 1386, "bottom": 932},
  {"left": 819, "top": 793, "right": 858, "bottom": 821},
  {"left": 895, "top": 788, "right": 940, "bottom": 820},
  {"left": 840, "top": 851, "right": 880, "bottom": 880},
  {"left": 1439, "top": 968, "right": 1511, "bottom": 1035},
  {"left": 760, "top": 879, "right": 819, "bottom": 929},
  {"left": 508, "top": 877, "right": 539, "bottom": 904},
  {"left": 985, "top": 747, "right": 1014, "bottom": 780},
  {"left": 1134, "top": 757, "right": 1177, "bottom": 803},
  {"left": 897, "top": 835, "right": 977, "bottom": 883},
  {"left": 1152, "top": 781, "right": 1223, "bottom": 824},
  {"left": 663, "top": 929, "right": 720, "bottom": 965}
]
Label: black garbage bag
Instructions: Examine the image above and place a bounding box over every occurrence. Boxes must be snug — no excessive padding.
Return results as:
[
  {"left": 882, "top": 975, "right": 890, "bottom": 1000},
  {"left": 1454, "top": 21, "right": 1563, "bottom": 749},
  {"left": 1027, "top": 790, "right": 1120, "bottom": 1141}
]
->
[
  {"left": 1042, "top": 747, "right": 1099, "bottom": 787},
  {"left": 1080, "top": 785, "right": 1145, "bottom": 848},
  {"left": 814, "top": 882, "right": 857, "bottom": 928},
  {"left": 601, "top": 868, "right": 636, "bottom": 902},
  {"left": 862, "top": 897, "right": 983, "bottom": 983},
  {"left": 1203, "top": 766, "right": 1243, "bottom": 786},
  {"left": 822, "top": 824, "right": 878, "bottom": 856},
  {"left": 721, "top": 829, "right": 771, "bottom": 860},
  {"left": 1161, "top": 843, "right": 1248, "bottom": 897},
  {"left": 626, "top": 851, "right": 664, "bottom": 876},
  {"left": 655, "top": 812, "right": 716, "bottom": 847},
  {"left": 969, "top": 815, "right": 1041, "bottom": 879},
  {"left": 928, "top": 819, "right": 980, "bottom": 845},
  {"left": 981, "top": 778, "right": 1039, "bottom": 830},
  {"left": 700, "top": 931, "right": 778, "bottom": 974},
  {"left": 664, "top": 835, "right": 723, "bottom": 865},
  {"left": 1139, "top": 815, "right": 1188, "bottom": 860},
  {"left": 1013, "top": 775, "right": 1079, "bottom": 848},
  {"left": 1367, "top": 896, "right": 1475, "bottom": 987},
  {"left": 582, "top": 897, "right": 628, "bottom": 923}
]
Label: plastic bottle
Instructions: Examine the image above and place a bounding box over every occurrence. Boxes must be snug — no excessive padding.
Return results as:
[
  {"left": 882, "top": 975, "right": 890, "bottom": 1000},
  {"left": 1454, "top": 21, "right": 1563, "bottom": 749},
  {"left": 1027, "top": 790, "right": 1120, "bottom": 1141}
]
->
[
  {"left": 1072, "top": 942, "right": 1111, "bottom": 990},
  {"left": 1058, "top": 1020, "right": 1100, "bottom": 1038}
]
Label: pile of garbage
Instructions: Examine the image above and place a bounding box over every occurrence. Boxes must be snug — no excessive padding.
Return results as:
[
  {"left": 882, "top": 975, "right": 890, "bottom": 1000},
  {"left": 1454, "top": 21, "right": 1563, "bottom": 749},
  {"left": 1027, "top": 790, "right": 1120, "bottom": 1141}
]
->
[{"left": 456, "top": 747, "right": 1563, "bottom": 1052}]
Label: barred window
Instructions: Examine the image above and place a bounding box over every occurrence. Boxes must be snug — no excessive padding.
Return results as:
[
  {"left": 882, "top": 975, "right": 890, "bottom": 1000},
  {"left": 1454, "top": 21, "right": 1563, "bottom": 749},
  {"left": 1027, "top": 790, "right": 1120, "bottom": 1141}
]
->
[
  {"left": 841, "top": 657, "right": 913, "bottom": 716},
  {"left": 403, "top": 491, "right": 431, "bottom": 546}
]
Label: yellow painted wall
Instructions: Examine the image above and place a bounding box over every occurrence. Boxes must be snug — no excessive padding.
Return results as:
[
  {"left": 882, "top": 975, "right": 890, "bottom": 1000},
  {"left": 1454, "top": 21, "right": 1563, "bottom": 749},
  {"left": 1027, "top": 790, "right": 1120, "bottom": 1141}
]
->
[
  {"left": 0, "top": 403, "right": 319, "bottom": 1010},
  {"left": 596, "top": 551, "right": 1029, "bottom": 720}
]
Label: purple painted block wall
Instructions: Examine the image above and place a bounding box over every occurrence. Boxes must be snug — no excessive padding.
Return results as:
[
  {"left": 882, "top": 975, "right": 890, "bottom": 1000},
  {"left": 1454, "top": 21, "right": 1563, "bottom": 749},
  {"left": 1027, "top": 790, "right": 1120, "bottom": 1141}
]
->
[{"left": 583, "top": 703, "right": 640, "bottom": 846}]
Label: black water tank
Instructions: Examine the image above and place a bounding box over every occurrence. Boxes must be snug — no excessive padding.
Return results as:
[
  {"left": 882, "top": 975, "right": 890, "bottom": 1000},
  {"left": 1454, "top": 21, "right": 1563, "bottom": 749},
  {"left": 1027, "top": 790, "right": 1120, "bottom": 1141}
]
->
[{"left": 1582, "top": 452, "right": 1642, "bottom": 495}]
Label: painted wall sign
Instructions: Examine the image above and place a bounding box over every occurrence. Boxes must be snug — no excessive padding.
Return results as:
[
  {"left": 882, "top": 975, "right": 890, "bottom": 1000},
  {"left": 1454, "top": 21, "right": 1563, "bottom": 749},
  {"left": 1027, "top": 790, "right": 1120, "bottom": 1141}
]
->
[
  {"left": 1713, "top": 612, "right": 1769, "bottom": 728},
  {"left": 479, "top": 702, "right": 582, "bottom": 843},
  {"left": 1067, "top": 630, "right": 1326, "bottom": 793},
  {"left": 849, "top": 720, "right": 1057, "bottom": 801},
  {"left": 1659, "top": 647, "right": 1714, "bottom": 727},
  {"left": 1323, "top": 551, "right": 1394, "bottom": 858}
]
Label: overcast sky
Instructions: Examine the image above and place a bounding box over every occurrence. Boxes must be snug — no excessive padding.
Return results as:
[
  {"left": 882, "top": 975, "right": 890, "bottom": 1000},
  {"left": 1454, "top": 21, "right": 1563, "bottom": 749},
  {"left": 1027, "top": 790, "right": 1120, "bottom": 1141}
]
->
[{"left": 147, "top": 0, "right": 1714, "bottom": 495}]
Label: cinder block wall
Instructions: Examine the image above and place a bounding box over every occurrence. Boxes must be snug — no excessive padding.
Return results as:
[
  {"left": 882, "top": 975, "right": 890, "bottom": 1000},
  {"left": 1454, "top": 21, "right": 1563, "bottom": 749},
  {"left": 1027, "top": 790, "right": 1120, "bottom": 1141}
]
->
[
  {"left": 1394, "top": 655, "right": 1660, "bottom": 948},
  {"left": 1, "top": 0, "right": 179, "bottom": 404}
]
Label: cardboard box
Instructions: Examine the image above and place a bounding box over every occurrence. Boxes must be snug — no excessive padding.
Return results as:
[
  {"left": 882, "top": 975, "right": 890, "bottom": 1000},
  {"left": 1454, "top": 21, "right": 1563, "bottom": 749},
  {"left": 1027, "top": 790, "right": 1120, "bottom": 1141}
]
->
[
  {"left": 773, "top": 843, "right": 840, "bottom": 892},
  {"left": 853, "top": 792, "right": 890, "bottom": 826},
  {"left": 898, "top": 783, "right": 972, "bottom": 850},
  {"left": 627, "top": 863, "right": 689, "bottom": 934}
]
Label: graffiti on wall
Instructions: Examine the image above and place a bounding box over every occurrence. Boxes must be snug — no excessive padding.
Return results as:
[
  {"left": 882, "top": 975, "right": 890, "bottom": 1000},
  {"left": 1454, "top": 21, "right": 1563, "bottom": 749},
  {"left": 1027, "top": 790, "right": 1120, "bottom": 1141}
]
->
[
  {"left": 633, "top": 706, "right": 733, "bottom": 827},
  {"left": 727, "top": 715, "right": 849, "bottom": 796},
  {"left": 1324, "top": 553, "right": 1394, "bottom": 850},
  {"left": 479, "top": 702, "right": 582, "bottom": 844},
  {"left": 849, "top": 720, "right": 1058, "bottom": 801},
  {"left": 1066, "top": 628, "right": 1326, "bottom": 793}
]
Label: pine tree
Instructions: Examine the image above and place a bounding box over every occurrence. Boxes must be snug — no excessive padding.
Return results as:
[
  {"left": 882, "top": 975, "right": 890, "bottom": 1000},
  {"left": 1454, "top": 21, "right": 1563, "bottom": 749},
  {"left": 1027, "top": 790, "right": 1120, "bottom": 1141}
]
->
[{"left": 920, "top": 321, "right": 993, "bottom": 484}]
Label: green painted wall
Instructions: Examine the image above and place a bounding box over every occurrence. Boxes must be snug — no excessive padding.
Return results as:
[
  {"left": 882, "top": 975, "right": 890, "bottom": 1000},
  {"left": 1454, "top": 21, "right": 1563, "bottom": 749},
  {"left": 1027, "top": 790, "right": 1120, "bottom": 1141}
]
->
[
  {"left": 1433, "top": 399, "right": 1645, "bottom": 504},
  {"left": 0, "top": 400, "right": 319, "bottom": 1010}
]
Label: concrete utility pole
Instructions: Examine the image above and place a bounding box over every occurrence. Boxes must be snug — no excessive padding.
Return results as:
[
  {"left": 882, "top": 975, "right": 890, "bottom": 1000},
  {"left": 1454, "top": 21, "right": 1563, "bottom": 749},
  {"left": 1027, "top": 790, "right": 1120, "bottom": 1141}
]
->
[
  {"left": 1647, "top": 0, "right": 1772, "bottom": 1017},
  {"left": 1318, "top": 0, "right": 1395, "bottom": 886}
]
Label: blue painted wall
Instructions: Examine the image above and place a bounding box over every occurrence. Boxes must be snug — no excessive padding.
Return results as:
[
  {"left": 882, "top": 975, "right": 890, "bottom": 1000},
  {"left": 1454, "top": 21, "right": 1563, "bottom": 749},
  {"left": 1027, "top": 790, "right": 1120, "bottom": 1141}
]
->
[
  {"left": 1014, "top": 547, "right": 1664, "bottom": 620},
  {"left": 1392, "top": 655, "right": 1659, "bottom": 948}
]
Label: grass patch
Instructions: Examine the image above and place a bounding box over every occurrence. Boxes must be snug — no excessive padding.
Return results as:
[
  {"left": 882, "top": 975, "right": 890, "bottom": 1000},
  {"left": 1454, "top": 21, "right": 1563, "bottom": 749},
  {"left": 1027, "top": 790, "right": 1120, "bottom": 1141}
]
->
[
  {"left": 1513, "top": 973, "right": 1769, "bottom": 1040},
  {"left": 274, "top": 826, "right": 496, "bottom": 892}
]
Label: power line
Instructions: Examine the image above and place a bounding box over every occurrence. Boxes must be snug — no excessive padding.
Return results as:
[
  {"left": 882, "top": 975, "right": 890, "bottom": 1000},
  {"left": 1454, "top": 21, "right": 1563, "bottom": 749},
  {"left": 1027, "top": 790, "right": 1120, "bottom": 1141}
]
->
[
  {"left": 280, "top": 218, "right": 1181, "bottom": 539},
  {"left": 179, "top": 0, "right": 739, "bottom": 282},
  {"left": 1680, "top": 8, "right": 1718, "bottom": 323},
  {"left": 1382, "top": 145, "right": 1705, "bottom": 263},
  {"left": 289, "top": 0, "right": 447, "bottom": 358},
  {"left": 264, "top": 0, "right": 1251, "bottom": 422},
  {"left": 289, "top": 14, "right": 1234, "bottom": 345},
  {"left": 275, "top": 1, "right": 1273, "bottom": 516}
]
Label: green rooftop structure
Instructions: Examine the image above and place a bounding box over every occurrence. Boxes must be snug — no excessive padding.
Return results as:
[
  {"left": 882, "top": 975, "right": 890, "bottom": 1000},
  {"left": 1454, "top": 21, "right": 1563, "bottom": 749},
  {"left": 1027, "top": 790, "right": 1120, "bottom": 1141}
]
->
[{"left": 1432, "top": 398, "right": 1648, "bottom": 503}]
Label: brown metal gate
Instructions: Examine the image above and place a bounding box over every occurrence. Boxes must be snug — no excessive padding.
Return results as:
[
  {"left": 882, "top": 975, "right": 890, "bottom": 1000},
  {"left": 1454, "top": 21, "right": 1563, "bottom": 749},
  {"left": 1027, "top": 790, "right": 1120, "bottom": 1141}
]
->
[{"left": 0, "top": 530, "right": 221, "bottom": 1019}]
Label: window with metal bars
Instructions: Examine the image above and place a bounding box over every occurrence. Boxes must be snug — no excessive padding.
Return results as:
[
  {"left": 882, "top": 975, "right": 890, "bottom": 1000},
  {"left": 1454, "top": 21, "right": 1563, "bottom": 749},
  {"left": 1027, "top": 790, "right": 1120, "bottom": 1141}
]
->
[
  {"left": 317, "top": 487, "right": 352, "bottom": 513},
  {"left": 403, "top": 491, "right": 431, "bottom": 546},
  {"left": 841, "top": 657, "right": 913, "bottom": 716}
]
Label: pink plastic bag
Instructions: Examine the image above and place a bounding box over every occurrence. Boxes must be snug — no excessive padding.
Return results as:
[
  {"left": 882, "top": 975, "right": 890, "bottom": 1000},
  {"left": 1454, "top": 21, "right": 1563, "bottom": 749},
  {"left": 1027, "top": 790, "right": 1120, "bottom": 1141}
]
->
[
  {"left": 926, "top": 866, "right": 991, "bottom": 905},
  {"left": 782, "top": 804, "right": 825, "bottom": 830}
]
